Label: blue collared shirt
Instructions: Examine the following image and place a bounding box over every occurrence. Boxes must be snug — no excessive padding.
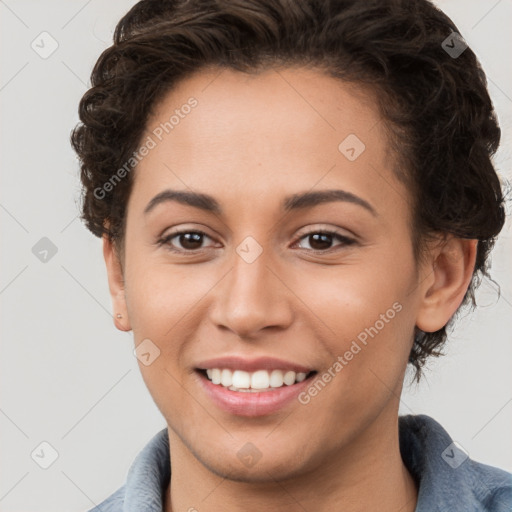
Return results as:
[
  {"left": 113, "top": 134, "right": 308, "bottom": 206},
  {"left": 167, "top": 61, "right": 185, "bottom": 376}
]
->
[{"left": 88, "top": 414, "right": 512, "bottom": 511}]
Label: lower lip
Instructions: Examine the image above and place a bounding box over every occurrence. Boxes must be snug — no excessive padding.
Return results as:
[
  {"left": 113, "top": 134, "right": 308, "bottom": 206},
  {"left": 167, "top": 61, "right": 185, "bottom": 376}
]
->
[{"left": 197, "top": 371, "right": 315, "bottom": 417}]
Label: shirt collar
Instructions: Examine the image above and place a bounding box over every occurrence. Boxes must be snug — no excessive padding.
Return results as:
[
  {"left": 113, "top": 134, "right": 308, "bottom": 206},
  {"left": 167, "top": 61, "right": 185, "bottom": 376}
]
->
[
  {"left": 123, "top": 426, "right": 170, "bottom": 512},
  {"left": 117, "top": 415, "right": 511, "bottom": 511},
  {"left": 399, "top": 414, "right": 511, "bottom": 511}
]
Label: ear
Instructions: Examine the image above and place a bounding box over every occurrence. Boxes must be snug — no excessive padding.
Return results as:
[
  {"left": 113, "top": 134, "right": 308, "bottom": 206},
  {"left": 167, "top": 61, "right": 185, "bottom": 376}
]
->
[
  {"left": 415, "top": 236, "right": 478, "bottom": 333},
  {"left": 103, "top": 234, "right": 132, "bottom": 332}
]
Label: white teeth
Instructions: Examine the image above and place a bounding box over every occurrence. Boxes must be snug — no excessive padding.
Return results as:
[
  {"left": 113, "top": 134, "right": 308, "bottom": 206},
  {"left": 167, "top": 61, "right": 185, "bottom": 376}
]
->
[
  {"left": 283, "top": 371, "right": 296, "bottom": 386},
  {"left": 211, "top": 368, "right": 221, "bottom": 385},
  {"left": 232, "top": 370, "right": 251, "bottom": 389},
  {"left": 203, "top": 368, "right": 311, "bottom": 391},
  {"left": 220, "top": 369, "right": 232, "bottom": 387},
  {"left": 251, "top": 370, "right": 270, "bottom": 389},
  {"left": 296, "top": 372, "right": 307, "bottom": 382},
  {"left": 269, "top": 369, "right": 284, "bottom": 387}
]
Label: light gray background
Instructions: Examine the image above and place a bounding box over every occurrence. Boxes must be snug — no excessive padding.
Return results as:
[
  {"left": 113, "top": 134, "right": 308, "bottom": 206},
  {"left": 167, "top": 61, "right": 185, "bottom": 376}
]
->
[{"left": 1, "top": 1, "right": 511, "bottom": 511}]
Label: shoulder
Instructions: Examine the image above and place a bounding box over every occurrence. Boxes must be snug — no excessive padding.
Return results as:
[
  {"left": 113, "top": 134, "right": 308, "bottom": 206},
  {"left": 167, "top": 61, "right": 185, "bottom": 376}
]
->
[
  {"left": 399, "top": 414, "right": 512, "bottom": 511},
  {"left": 467, "top": 458, "right": 512, "bottom": 511},
  {"left": 85, "top": 428, "right": 170, "bottom": 512}
]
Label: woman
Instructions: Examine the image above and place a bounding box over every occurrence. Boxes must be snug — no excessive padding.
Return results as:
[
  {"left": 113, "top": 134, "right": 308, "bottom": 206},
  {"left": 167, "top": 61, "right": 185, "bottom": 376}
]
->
[{"left": 71, "top": 0, "right": 512, "bottom": 510}]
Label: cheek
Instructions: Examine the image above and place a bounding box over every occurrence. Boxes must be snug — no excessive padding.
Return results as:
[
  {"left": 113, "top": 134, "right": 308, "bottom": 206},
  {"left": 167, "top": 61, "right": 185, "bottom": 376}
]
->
[
  {"left": 299, "top": 251, "right": 415, "bottom": 387},
  {"left": 296, "top": 275, "right": 413, "bottom": 441},
  {"left": 123, "top": 259, "right": 205, "bottom": 420},
  {"left": 300, "top": 248, "right": 412, "bottom": 333},
  {"left": 124, "top": 257, "right": 209, "bottom": 338}
]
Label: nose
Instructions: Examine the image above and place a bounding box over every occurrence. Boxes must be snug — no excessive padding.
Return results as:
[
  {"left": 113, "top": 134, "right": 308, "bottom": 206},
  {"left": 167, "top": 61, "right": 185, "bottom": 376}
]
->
[{"left": 210, "top": 243, "right": 293, "bottom": 339}]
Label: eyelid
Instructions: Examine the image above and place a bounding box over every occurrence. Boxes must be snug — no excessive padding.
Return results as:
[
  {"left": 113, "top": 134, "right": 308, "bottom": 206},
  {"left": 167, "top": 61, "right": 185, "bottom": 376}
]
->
[
  {"left": 291, "top": 227, "right": 357, "bottom": 251},
  {"left": 157, "top": 224, "right": 357, "bottom": 254},
  {"left": 294, "top": 223, "right": 356, "bottom": 240},
  {"left": 157, "top": 228, "right": 217, "bottom": 254}
]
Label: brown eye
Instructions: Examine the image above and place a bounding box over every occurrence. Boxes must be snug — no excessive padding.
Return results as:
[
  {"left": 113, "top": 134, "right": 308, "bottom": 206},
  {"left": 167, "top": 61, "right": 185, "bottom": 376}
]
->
[
  {"left": 295, "top": 230, "right": 356, "bottom": 252},
  {"left": 158, "top": 230, "right": 214, "bottom": 253},
  {"left": 175, "top": 232, "right": 204, "bottom": 250}
]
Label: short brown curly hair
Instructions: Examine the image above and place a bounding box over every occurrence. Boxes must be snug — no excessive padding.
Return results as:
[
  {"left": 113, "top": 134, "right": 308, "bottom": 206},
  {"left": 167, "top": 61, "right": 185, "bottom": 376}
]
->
[{"left": 71, "top": 0, "right": 506, "bottom": 380}]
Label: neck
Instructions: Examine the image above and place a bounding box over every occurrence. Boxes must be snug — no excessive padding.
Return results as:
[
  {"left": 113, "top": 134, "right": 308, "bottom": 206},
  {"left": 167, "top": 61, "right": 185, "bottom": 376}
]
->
[{"left": 164, "top": 411, "right": 418, "bottom": 512}]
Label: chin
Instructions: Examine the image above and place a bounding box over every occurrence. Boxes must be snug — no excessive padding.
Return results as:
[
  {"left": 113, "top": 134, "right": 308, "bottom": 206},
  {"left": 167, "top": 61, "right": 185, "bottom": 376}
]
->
[{"left": 190, "top": 439, "right": 319, "bottom": 484}]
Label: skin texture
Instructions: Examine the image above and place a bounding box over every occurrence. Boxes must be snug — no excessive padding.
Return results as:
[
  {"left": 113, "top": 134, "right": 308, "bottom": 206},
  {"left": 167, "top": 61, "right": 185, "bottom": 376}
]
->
[{"left": 103, "top": 66, "right": 477, "bottom": 512}]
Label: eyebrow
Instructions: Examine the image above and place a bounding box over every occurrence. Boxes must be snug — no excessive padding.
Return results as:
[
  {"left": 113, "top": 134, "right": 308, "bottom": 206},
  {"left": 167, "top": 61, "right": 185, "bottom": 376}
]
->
[{"left": 144, "top": 188, "right": 377, "bottom": 217}]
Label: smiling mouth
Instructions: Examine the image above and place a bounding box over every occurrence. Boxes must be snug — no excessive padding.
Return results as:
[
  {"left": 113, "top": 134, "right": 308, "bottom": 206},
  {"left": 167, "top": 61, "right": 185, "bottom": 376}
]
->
[{"left": 197, "top": 368, "right": 317, "bottom": 392}]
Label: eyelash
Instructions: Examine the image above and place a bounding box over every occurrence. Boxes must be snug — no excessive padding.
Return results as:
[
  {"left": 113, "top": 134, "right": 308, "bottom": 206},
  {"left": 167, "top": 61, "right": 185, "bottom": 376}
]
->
[{"left": 156, "top": 228, "right": 356, "bottom": 254}]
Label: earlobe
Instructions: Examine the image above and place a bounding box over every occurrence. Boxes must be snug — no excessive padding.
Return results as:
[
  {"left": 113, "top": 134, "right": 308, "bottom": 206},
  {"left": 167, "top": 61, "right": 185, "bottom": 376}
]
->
[
  {"left": 415, "top": 237, "right": 478, "bottom": 333},
  {"left": 103, "top": 234, "right": 132, "bottom": 332}
]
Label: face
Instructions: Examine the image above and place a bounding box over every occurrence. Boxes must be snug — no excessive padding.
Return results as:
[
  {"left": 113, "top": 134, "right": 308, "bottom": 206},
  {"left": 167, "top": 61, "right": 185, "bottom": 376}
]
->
[{"left": 104, "top": 66, "right": 459, "bottom": 482}]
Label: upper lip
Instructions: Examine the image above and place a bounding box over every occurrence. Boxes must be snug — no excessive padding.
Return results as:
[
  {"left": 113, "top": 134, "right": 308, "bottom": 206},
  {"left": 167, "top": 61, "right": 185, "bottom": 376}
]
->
[{"left": 196, "top": 356, "right": 314, "bottom": 373}]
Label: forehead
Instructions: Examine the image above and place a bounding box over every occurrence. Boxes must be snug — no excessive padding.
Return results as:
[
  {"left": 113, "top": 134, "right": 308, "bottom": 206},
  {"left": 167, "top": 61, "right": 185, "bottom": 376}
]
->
[
  {"left": 130, "top": 66, "right": 406, "bottom": 220},
  {"left": 146, "top": 66, "right": 386, "bottom": 161}
]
